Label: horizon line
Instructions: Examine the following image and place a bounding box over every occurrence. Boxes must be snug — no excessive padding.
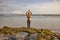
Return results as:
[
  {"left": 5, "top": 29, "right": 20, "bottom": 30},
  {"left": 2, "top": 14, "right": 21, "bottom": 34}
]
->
[{"left": 0, "top": 14, "right": 60, "bottom": 16}]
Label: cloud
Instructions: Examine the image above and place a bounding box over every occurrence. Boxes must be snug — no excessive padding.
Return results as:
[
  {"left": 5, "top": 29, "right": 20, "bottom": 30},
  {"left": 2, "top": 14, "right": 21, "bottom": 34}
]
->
[
  {"left": 12, "top": 9, "right": 23, "bottom": 14},
  {"left": 0, "top": 0, "right": 4, "bottom": 3},
  {"left": 0, "top": 0, "right": 60, "bottom": 14},
  {"left": 24, "top": 1, "right": 60, "bottom": 14}
]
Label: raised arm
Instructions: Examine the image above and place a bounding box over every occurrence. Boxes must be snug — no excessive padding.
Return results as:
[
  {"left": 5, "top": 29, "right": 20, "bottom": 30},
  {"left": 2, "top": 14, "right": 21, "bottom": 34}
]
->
[{"left": 26, "top": 10, "right": 32, "bottom": 17}]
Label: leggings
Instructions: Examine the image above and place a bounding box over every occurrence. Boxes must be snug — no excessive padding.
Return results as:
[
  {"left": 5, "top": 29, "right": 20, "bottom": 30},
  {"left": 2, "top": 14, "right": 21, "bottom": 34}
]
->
[{"left": 27, "top": 20, "right": 31, "bottom": 28}]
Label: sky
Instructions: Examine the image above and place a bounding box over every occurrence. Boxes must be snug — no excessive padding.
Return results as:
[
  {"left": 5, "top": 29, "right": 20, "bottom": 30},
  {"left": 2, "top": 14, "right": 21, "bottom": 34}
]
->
[{"left": 0, "top": 0, "right": 60, "bottom": 14}]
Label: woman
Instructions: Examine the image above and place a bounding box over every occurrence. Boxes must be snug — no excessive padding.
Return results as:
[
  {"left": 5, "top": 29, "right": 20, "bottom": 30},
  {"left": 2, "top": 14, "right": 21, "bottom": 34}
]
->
[{"left": 26, "top": 10, "right": 32, "bottom": 28}]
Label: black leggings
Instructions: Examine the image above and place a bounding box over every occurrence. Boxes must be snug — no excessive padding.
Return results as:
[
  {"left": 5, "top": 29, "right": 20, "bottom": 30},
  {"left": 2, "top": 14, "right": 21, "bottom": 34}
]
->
[{"left": 27, "top": 20, "right": 31, "bottom": 28}]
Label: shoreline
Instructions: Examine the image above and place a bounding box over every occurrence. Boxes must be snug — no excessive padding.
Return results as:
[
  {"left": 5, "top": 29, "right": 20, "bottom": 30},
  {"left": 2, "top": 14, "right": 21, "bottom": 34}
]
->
[
  {"left": 0, "top": 26, "right": 60, "bottom": 40},
  {"left": 0, "top": 14, "right": 60, "bottom": 16}
]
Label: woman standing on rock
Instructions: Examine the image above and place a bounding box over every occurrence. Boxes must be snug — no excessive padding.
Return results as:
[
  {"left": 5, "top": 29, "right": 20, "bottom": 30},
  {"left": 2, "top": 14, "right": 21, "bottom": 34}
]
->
[{"left": 26, "top": 10, "right": 32, "bottom": 28}]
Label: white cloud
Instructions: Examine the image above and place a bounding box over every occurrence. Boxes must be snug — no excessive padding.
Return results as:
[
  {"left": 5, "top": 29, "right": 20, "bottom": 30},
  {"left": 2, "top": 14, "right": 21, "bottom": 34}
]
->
[
  {"left": 12, "top": 10, "right": 23, "bottom": 14},
  {"left": 24, "top": 1, "right": 60, "bottom": 14}
]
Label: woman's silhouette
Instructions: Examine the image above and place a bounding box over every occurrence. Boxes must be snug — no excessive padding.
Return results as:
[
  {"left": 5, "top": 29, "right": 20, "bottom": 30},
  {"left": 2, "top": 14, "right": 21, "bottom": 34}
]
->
[{"left": 26, "top": 10, "right": 32, "bottom": 28}]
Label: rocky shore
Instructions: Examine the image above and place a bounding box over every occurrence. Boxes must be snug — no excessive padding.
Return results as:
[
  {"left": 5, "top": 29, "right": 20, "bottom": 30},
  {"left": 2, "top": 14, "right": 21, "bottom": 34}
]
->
[{"left": 0, "top": 26, "right": 60, "bottom": 40}]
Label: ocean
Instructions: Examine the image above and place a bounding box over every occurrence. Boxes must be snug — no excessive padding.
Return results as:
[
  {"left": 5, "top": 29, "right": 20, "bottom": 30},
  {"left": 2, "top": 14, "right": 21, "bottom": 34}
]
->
[{"left": 0, "top": 14, "right": 60, "bottom": 33}]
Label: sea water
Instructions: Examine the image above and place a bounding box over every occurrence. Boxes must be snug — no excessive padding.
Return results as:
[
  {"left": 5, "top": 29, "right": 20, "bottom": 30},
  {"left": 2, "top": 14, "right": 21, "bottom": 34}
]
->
[{"left": 0, "top": 14, "right": 60, "bottom": 33}]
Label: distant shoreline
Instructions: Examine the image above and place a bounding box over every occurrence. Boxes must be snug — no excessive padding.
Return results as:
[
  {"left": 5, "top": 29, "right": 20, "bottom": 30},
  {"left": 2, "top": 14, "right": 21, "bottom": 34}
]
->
[{"left": 0, "top": 14, "right": 60, "bottom": 16}]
